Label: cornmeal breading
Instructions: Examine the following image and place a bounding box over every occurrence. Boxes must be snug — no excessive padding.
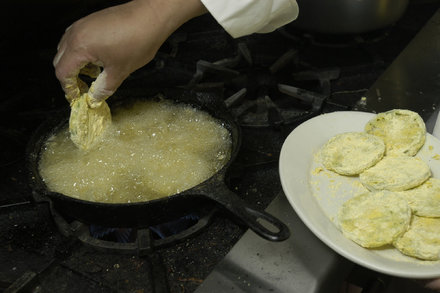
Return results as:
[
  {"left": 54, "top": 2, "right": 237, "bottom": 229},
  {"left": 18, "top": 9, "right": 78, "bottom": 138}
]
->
[
  {"left": 338, "top": 190, "right": 411, "bottom": 248},
  {"left": 321, "top": 109, "right": 437, "bottom": 261},
  {"left": 359, "top": 156, "right": 431, "bottom": 191},
  {"left": 321, "top": 132, "right": 385, "bottom": 176},
  {"left": 364, "top": 109, "right": 426, "bottom": 156},
  {"left": 398, "top": 178, "right": 440, "bottom": 217},
  {"left": 69, "top": 93, "right": 111, "bottom": 150},
  {"left": 394, "top": 216, "right": 440, "bottom": 260}
]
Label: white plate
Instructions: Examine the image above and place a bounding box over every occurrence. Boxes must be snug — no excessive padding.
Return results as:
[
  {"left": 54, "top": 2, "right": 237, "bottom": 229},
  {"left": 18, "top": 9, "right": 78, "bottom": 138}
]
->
[{"left": 279, "top": 111, "right": 440, "bottom": 278}]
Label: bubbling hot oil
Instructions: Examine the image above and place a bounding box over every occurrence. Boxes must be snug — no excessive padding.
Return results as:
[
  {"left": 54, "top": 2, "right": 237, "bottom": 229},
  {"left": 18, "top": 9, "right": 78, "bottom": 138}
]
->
[{"left": 38, "top": 100, "right": 232, "bottom": 203}]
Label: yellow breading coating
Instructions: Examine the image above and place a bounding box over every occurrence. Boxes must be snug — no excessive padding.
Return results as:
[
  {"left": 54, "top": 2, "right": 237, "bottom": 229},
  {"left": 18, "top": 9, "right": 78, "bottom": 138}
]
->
[
  {"left": 359, "top": 156, "right": 431, "bottom": 191},
  {"left": 69, "top": 93, "right": 111, "bottom": 151},
  {"left": 338, "top": 190, "right": 411, "bottom": 248},
  {"left": 321, "top": 132, "right": 385, "bottom": 176},
  {"left": 398, "top": 178, "right": 440, "bottom": 217},
  {"left": 364, "top": 109, "right": 426, "bottom": 156},
  {"left": 394, "top": 216, "right": 440, "bottom": 260}
]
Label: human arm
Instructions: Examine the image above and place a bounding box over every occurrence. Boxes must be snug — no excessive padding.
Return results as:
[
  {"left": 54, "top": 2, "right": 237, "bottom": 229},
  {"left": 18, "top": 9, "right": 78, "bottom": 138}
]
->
[
  {"left": 53, "top": 0, "right": 207, "bottom": 106},
  {"left": 201, "top": 0, "right": 299, "bottom": 38},
  {"left": 54, "top": 0, "right": 299, "bottom": 106}
]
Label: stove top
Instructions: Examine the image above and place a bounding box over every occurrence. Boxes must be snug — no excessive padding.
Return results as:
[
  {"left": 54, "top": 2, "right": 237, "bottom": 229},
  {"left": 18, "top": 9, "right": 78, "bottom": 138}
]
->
[{"left": 1, "top": 1, "right": 439, "bottom": 292}]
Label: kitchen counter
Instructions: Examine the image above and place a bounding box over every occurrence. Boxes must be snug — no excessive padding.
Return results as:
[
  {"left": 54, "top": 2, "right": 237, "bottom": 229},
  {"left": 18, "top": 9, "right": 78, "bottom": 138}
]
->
[{"left": 195, "top": 193, "right": 352, "bottom": 293}]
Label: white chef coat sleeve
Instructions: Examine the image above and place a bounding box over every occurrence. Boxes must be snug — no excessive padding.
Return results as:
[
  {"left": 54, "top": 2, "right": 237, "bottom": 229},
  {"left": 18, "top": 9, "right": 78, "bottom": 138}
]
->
[{"left": 200, "top": 0, "right": 299, "bottom": 38}]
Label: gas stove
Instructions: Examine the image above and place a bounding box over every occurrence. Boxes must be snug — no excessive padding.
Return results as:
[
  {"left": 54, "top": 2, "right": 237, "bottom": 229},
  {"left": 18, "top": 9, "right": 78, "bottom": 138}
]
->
[{"left": 1, "top": 1, "right": 440, "bottom": 293}]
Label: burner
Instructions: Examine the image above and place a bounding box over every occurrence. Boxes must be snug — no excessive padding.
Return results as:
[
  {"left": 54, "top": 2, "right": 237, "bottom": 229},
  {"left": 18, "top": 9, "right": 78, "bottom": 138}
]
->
[
  {"left": 47, "top": 204, "right": 218, "bottom": 255},
  {"left": 184, "top": 42, "right": 348, "bottom": 127},
  {"left": 1, "top": 199, "right": 214, "bottom": 293}
]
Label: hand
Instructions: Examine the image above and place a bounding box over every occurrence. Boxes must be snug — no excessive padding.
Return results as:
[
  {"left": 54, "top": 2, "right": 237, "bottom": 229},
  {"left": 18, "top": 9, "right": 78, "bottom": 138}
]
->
[
  {"left": 423, "top": 278, "right": 440, "bottom": 291},
  {"left": 54, "top": 0, "right": 206, "bottom": 106}
]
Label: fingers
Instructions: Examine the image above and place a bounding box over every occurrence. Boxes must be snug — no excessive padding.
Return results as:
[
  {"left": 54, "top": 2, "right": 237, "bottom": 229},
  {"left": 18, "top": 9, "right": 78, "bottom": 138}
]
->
[
  {"left": 54, "top": 23, "right": 92, "bottom": 103},
  {"left": 80, "top": 63, "right": 101, "bottom": 79},
  {"left": 54, "top": 43, "right": 90, "bottom": 102},
  {"left": 53, "top": 0, "right": 168, "bottom": 105},
  {"left": 413, "top": 278, "right": 440, "bottom": 292},
  {"left": 54, "top": 30, "right": 124, "bottom": 107},
  {"left": 53, "top": 46, "right": 65, "bottom": 68},
  {"left": 53, "top": 24, "right": 72, "bottom": 67},
  {"left": 424, "top": 278, "right": 440, "bottom": 291},
  {"left": 88, "top": 68, "right": 127, "bottom": 108}
]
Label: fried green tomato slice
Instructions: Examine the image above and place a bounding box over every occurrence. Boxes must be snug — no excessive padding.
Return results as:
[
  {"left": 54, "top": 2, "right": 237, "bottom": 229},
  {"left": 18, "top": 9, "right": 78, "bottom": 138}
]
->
[
  {"left": 338, "top": 190, "right": 411, "bottom": 248},
  {"left": 69, "top": 93, "right": 111, "bottom": 151},
  {"left": 398, "top": 178, "right": 440, "bottom": 217},
  {"left": 321, "top": 132, "right": 385, "bottom": 176},
  {"left": 394, "top": 216, "right": 440, "bottom": 260},
  {"left": 364, "top": 109, "right": 426, "bottom": 156},
  {"left": 359, "top": 156, "right": 430, "bottom": 191}
]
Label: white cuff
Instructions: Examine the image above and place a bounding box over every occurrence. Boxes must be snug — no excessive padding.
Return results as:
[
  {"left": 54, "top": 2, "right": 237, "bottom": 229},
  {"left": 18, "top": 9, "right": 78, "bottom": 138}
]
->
[{"left": 200, "top": 0, "right": 299, "bottom": 38}]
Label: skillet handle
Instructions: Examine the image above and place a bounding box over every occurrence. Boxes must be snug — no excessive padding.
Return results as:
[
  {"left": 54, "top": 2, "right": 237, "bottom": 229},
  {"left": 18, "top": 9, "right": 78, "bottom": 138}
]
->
[{"left": 197, "top": 181, "right": 290, "bottom": 242}]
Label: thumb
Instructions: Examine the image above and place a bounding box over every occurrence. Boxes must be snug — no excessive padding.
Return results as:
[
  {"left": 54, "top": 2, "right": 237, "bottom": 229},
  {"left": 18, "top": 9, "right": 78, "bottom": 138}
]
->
[
  {"left": 88, "top": 69, "right": 127, "bottom": 108},
  {"left": 424, "top": 278, "right": 440, "bottom": 291}
]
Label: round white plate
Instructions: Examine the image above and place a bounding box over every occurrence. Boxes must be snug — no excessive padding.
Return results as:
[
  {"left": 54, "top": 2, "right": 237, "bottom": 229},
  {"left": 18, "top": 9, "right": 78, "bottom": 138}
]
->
[{"left": 279, "top": 111, "right": 440, "bottom": 278}]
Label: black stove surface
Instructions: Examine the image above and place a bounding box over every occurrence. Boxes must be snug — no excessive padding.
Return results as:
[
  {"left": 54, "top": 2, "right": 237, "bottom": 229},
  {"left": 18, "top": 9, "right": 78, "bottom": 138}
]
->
[{"left": 1, "top": 1, "right": 440, "bottom": 292}]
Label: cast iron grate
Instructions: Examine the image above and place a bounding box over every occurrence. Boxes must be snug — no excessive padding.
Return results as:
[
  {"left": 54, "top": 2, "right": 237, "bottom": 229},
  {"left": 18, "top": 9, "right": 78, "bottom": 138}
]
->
[{"left": 183, "top": 41, "right": 348, "bottom": 127}]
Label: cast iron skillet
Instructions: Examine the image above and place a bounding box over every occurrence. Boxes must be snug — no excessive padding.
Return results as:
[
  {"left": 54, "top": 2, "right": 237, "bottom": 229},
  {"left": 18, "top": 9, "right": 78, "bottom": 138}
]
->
[{"left": 28, "top": 88, "right": 290, "bottom": 241}]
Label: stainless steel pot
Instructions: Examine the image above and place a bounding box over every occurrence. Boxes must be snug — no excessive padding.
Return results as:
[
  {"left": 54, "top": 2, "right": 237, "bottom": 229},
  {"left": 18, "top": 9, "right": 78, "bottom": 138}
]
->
[{"left": 290, "top": 0, "right": 409, "bottom": 34}]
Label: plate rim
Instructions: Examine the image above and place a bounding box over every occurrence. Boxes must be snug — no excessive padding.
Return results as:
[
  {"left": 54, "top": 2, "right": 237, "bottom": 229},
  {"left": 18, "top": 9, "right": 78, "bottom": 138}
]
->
[{"left": 279, "top": 110, "right": 440, "bottom": 278}]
